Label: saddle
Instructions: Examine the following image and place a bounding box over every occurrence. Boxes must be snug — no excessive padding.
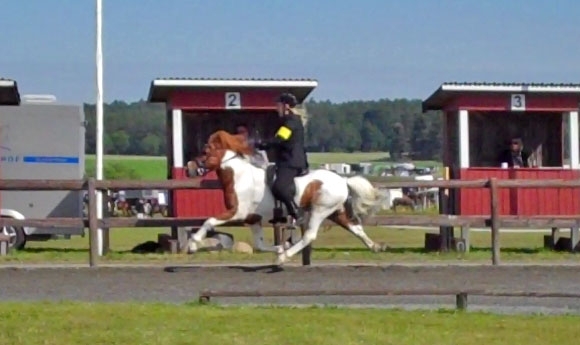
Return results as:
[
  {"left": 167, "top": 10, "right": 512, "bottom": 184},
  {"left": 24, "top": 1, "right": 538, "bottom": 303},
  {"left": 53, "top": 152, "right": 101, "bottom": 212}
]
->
[
  {"left": 265, "top": 165, "right": 309, "bottom": 225},
  {"left": 264, "top": 165, "right": 309, "bottom": 190}
]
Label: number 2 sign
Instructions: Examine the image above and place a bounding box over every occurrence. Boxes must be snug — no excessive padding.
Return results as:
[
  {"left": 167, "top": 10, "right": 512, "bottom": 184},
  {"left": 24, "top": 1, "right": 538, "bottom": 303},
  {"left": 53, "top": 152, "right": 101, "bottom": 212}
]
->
[
  {"left": 510, "top": 94, "right": 526, "bottom": 111},
  {"left": 225, "top": 92, "right": 241, "bottom": 109}
]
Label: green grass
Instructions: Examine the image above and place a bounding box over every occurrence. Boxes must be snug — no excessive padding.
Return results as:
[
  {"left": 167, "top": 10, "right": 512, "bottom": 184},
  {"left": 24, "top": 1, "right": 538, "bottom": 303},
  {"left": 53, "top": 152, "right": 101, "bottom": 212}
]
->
[
  {"left": 3, "top": 225, "right": 579, "bottom": 265},
  {"left": 307, "top": 151, "right": 391, "bottom": 164},
  {"left": 85, "top": 155, "right": 166, "bottom": 180},
  {"left": 84, "top": 153, "right": 442, "bottom": 180},
  {"left": 1, "top": 302, "right": 579, "bottom": 345}
]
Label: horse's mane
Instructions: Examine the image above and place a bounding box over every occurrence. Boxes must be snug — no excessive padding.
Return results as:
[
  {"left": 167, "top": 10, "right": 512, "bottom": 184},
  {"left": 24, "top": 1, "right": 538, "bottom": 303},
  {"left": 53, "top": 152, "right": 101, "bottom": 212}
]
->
[{"left": 207, "top": 130, "right": 254, "bottom": 156}]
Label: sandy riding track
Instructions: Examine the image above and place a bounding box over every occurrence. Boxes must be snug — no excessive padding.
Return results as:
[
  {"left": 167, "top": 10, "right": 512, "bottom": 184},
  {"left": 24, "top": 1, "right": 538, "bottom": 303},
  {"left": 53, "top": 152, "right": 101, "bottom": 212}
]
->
[{"left": 1, "top": 264, "right": 580, "bottom": 314}]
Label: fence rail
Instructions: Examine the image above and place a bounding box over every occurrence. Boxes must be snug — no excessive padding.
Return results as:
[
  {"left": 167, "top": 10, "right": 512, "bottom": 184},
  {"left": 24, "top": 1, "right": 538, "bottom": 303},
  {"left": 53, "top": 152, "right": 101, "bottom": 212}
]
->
[
  {"left": 3, "top": 177, "right": 580, "bottom": 191},
  {"left": 1, "top": 176, "right": 580, "bottom": 267},
  {"left": 197, "top": 288, "right": 580, "bottom": 310},
  {"left": 4, "top": 215, "right": 580, "bottom": 229}
]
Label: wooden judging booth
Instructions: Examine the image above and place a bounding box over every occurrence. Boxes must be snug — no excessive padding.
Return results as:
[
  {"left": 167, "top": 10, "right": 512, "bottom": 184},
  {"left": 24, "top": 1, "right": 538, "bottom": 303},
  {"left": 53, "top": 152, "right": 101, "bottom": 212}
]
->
[
  {"left": 147, "top": 77, "right": 318, "bottom": 240},
  {"left": 423, "top": 82, "right": 580, "bottom": 217}
]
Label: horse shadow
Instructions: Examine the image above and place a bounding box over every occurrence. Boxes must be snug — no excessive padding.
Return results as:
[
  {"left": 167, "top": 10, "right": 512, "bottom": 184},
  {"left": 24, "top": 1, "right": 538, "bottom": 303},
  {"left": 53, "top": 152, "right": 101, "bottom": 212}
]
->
[{"left": 163, "top": 264, "right": 284, "bottom": 274}]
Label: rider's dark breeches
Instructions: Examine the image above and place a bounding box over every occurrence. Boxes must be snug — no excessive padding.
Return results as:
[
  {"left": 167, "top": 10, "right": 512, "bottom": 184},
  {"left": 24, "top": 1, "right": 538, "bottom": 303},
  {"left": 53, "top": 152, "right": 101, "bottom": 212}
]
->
[{"left": 271, "top": 167, "right": 300, "bottom": 217}]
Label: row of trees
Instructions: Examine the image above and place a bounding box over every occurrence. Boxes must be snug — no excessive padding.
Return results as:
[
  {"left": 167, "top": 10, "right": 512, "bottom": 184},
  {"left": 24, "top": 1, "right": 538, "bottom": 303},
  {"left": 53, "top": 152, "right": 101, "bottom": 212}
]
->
[
  {"left": 304, "top": 98, "right": 441, "bottom": 160},
  {"left": 83, "top": 98, "right": 443, "bottom": 161}
]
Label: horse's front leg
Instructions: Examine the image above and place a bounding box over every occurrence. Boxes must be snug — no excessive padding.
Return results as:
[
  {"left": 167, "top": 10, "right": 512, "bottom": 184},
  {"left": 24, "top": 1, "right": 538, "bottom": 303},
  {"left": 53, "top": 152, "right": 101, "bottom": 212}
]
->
[{"left": 189, "top": 211, "right": 236, "bottom": 252}]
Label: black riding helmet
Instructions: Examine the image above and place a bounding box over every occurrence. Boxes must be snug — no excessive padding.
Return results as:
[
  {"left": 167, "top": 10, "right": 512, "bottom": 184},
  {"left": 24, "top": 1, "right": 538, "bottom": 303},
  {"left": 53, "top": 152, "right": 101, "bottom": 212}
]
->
[{"left": 276, "top": 92, "right": 298, "bottom": 108}]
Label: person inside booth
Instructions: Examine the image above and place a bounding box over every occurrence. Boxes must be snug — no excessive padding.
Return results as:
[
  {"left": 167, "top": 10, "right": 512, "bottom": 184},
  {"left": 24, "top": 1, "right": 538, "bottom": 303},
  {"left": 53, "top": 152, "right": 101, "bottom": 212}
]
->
[
  {"left": 234, "top": 123, "right": 269, "bottom": 168},
  {"left": 497, "top": 137, "right": 530, "bottom": 168}
]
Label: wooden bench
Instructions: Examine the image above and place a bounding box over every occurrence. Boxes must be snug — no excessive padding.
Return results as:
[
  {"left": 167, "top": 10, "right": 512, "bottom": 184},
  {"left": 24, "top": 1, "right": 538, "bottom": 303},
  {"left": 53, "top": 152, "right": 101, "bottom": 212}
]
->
[{"left": 0, "top": 233, "right": 10, "bottom": 256}]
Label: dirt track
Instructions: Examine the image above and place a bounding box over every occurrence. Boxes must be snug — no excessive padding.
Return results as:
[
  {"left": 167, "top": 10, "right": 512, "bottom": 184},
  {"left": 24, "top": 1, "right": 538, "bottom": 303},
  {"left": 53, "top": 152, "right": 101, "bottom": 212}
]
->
[{"left": 1, "top": 264, "right": 580, "bottom": 314}]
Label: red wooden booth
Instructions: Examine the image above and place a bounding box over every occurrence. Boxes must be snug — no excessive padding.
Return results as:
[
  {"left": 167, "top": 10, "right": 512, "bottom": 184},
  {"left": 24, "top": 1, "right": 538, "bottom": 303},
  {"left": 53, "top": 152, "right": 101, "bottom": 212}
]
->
[
  {"left": 422, "top": 82, "right": 580, "bottom": 217},
  {"left": 147, "top": 77, "right": 318, "bottom": 220}
]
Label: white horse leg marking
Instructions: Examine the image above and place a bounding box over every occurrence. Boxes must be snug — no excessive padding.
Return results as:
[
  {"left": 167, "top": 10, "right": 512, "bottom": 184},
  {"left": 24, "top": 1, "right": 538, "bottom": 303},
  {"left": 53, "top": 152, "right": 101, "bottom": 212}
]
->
[
  {"left": 189, "top": 217, "right": 227, "bottom": 252},
  {"left": 328, "top": 210, "right": 382, "bottom": 252},
  {"left": 250, "top": 223, "right": 284, "bottom": 254},
  {"left": 276, "top": 207, "right": 334, "bottom": 265},
  {"left": 347, "top": 224, "right": 380, "bottom": 252}
]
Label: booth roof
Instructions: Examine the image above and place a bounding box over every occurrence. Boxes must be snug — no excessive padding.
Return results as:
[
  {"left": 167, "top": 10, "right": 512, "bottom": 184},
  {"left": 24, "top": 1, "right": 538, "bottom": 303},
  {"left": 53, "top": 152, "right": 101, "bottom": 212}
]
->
[
  {"left": 422, "top": 82, "right": 580, "bottom": 112},
  {"left": 148, "top": 77, "right": 318, "bottom": 103},
  {"left": 0, "top": 78, "right": 20, "bottom": 105}
]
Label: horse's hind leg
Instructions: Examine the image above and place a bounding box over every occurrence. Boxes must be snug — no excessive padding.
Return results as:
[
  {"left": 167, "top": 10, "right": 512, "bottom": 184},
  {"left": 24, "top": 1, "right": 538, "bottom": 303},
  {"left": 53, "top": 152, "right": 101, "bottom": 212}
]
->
[
  {"left": 328, "top": 210, "right": 384, "bottom": 253},
  {"left": 276, "top": 207, "right": 333, "bottom": 265}
]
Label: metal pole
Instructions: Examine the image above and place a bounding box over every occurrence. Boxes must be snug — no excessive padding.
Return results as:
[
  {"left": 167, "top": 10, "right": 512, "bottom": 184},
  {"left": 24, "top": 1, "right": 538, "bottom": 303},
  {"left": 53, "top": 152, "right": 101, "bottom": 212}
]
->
[
  {"left": 95, "top": 0, "right": 104, "bottom": 256},
  {"left": 88, "top": 178, "right": 99, "bottom": 267}
]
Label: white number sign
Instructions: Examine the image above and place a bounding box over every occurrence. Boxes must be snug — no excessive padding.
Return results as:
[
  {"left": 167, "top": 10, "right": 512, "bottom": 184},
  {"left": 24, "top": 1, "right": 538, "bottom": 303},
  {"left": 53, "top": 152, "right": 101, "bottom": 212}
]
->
[
  {"left": 510, "top": 94, "right": 526, "bottom": 111},
  {"left": 225, "top": 92, "right": 241, "bottom": 110}
]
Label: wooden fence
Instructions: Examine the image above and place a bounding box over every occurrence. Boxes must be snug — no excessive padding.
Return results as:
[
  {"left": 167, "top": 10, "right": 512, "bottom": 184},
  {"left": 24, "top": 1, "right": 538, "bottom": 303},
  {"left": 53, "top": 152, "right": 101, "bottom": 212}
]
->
[
  {"left": 197, "top": 288, "right": 580, "bottom": 310},
  {"left": 1, "top": 177, "right": 580, "bottom": 267}
]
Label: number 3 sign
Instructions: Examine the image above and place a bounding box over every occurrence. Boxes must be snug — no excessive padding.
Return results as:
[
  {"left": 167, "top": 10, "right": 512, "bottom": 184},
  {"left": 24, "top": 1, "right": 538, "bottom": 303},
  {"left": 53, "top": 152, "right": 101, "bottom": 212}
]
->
[
  {"left": 225, "top": 92, "right": 241, "bottom": 109},
  {"left": 510, "top": 94, "right": 526, "bottom": 111}
]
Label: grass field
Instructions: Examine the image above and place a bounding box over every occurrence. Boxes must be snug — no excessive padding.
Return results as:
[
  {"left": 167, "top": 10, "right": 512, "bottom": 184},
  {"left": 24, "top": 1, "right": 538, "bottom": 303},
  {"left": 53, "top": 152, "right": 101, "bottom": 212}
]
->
[
  {"left": 2, "top": 226, "right": 578, "bottom": 264},
  {"left": 1, "top": 302, "right": 579, "bottom": 345},
  {"left": 85, "top": 155, "right": 166, "bottom": 180},
  {"left": 85, "top": 152, "right": 441, "bottom": 180}
]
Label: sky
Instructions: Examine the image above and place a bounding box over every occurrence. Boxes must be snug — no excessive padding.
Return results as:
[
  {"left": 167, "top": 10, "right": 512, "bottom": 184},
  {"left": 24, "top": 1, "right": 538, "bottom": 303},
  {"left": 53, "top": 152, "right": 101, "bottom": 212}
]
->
[{"left": 1, "top": 0, "right": 579, "bottom": 104}]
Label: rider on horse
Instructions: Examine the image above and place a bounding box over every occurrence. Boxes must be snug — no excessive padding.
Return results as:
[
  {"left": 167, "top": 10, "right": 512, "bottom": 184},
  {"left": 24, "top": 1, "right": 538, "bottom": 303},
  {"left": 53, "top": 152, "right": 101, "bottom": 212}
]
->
[{"left": 255, "top": 92, "right": 309, "bottom": 226}]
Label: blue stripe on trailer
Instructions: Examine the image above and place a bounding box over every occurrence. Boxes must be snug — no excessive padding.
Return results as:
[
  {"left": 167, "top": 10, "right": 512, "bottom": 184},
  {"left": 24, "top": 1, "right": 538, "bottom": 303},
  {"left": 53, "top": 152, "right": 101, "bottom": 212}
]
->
[{"left": 23, "top": 156, "right": 80, "bottom": 164}]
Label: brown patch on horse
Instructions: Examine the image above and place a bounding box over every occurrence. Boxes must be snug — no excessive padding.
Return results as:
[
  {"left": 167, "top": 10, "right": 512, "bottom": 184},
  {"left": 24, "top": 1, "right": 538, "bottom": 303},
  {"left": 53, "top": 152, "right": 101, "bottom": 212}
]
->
[
  {"left": 327, "top": 210, "right": 352, "bottom": 230},
  {"left": 299, "top": 180, "right": 323, "bottom": 208},
  {"left": 207, "top": 130, "right": 253, "bottom": 156},
  {"left": 244, "top": 214, "right": 262, "bottom": 225},
  {"left": 214, "top": 167, "right": 238, "bottom": 221},
  {"left": 202, "top": 130, "right": 254, "bottom": 171}
]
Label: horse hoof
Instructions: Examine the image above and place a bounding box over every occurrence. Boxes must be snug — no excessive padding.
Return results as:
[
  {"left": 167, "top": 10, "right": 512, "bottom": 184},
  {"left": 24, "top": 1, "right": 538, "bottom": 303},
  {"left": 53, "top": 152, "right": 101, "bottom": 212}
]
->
[
  {"left": 371, "top": 242, "right": 389, "bottom": 253},
  {"left": 275, "top": 253, "right": 288, "bottom": 266},
  {"left": 188, "top": 241, "right": 199, "bottom": 253}
]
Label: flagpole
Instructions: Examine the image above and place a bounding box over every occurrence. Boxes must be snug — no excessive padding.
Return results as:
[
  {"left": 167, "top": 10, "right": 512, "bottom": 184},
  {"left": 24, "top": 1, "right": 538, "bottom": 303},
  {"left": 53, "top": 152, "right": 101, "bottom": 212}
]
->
[{"left": 95, "top": 0, "right": 104, "bottom": 255}]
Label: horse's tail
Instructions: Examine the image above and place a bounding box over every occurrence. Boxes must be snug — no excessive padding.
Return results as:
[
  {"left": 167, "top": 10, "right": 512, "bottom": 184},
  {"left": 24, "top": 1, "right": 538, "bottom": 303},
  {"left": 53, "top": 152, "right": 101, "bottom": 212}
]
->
[{"left": 345, "top": 175, "right": 386, "bottom": 217}]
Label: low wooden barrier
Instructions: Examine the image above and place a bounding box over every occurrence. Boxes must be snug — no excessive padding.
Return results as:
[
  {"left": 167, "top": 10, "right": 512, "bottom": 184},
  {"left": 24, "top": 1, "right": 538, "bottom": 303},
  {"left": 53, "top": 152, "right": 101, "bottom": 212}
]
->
[
  {"left": 1, "top": 177, "right": 580, "bottom": 267},
  {"left": 197, "top": 288, "right": 580, "bottom": 310}
]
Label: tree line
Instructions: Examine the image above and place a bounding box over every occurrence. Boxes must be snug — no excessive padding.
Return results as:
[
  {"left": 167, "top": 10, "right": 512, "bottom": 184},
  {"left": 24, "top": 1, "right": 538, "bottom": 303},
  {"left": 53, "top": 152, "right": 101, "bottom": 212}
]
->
[{"left": 83, "top": 98, "right": 443, "bottom": 161}]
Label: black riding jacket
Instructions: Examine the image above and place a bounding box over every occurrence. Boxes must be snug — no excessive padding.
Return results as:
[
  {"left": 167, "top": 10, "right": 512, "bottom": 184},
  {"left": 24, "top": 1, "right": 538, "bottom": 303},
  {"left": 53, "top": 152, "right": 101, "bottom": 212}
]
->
[{"left": 259, "top": 114, "right": 308, "bottom": 169}]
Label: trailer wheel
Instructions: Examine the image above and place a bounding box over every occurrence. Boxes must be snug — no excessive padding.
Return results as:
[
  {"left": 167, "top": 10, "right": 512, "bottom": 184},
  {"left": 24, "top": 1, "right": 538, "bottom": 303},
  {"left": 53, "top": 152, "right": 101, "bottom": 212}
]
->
[{"left": 1, "top": 221, "right": 26, "bottom": 250}]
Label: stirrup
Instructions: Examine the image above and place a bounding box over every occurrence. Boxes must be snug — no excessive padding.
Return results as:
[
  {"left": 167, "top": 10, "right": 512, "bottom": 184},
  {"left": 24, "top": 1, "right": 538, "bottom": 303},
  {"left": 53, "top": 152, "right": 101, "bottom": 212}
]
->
[{"left": 288, "top": 214, "right": 305, "bottom": 228}]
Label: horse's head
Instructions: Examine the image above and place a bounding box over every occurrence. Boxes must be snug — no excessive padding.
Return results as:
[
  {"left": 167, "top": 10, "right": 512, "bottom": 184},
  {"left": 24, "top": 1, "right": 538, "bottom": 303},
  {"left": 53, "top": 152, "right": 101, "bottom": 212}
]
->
[{"left": 185, "top": 130, "right": 253, "bottom": 177}]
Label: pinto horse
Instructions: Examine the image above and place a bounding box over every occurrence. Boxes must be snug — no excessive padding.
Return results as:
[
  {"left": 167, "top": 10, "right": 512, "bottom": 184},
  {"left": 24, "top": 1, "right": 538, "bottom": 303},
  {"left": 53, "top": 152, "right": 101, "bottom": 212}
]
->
[{"left": 185, "top": 130, "right": 386, "bottom": 266}]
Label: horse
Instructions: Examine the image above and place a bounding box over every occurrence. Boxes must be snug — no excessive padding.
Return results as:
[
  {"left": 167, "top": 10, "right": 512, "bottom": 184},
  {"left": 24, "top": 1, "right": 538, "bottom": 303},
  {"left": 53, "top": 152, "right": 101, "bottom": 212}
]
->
[
  {"left": 185, "top": 130, "right": 387, "bottom": 266},
  {"left": 391, "top": 196, "right": 416, "bottom": 212}
]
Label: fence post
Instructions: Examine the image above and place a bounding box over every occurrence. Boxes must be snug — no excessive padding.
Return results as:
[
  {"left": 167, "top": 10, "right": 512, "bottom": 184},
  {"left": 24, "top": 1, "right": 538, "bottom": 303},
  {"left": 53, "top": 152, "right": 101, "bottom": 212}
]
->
[
  {"left": 88, "top": 178, "right": 99, "bottom": 267},
  {"left": 301, "top": 225, "right": 312, "bottom": 266},
  {"left": 489, "top": 178, "right": 500, "bottom": 265},
  {"left": 455, "top": 292, "right": 468, "bottom": 310}
]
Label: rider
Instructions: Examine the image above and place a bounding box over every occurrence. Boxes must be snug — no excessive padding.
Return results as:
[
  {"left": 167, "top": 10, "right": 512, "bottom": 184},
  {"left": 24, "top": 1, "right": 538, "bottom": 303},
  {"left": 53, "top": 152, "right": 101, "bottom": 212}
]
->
[{"left": 255, "top": 92, "right": 309, "bottom": 226}]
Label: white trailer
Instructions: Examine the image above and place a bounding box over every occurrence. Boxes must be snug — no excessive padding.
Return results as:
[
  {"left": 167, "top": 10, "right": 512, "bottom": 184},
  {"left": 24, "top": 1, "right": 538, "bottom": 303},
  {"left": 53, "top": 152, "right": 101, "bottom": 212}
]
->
[{"left": 0, "top": 83, "right": 85, "bottom": 250}]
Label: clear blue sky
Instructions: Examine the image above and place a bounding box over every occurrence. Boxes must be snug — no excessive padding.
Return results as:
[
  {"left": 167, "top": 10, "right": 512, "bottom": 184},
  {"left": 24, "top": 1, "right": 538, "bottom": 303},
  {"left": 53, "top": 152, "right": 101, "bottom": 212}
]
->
[{"left": 2, "top": 0, "right": 579, "bottom": 104}]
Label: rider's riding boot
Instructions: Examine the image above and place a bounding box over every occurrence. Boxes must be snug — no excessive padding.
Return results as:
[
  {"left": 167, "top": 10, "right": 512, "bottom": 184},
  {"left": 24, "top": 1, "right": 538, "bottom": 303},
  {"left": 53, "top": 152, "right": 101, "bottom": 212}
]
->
[{"left": 286, "top": 200, "right": 305, "bottom": 227}]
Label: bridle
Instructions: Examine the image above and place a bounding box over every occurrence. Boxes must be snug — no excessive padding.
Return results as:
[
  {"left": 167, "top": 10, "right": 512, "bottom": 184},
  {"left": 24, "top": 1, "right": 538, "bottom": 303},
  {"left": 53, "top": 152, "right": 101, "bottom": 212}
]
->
[{"left": 194, "top": 147, "right": 243, "bottom": 177}]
